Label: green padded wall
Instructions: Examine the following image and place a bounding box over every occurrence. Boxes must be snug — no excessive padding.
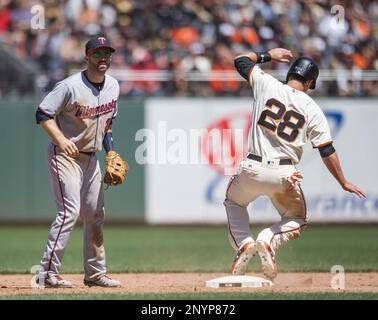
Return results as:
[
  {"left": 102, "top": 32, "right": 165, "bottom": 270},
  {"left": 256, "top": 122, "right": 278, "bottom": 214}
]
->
[{"left": 0, "top": 99, "right": 145, "bottom": 223}]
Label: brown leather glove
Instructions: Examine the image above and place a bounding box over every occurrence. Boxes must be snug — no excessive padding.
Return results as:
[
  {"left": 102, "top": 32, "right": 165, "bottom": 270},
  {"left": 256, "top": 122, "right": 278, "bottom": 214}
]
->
[{"left": 104, "top": 151, "right": 129, "bottom": 187}]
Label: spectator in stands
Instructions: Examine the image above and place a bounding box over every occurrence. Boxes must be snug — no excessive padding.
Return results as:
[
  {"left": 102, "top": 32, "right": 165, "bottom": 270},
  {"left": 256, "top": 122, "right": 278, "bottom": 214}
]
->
[{"left": 0, "top": 0, "right": 377, "bottom": 97}]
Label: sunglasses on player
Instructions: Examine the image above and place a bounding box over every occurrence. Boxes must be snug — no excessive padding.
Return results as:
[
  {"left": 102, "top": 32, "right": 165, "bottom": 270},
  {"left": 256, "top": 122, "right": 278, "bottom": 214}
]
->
[{"left": 89, "top": 50, "right": 113, "bottom": 59}]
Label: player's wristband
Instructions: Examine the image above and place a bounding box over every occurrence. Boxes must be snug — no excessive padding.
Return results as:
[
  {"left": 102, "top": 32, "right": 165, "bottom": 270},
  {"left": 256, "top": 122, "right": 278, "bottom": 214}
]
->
[
  {"left": 103, "top": 132, "right": 114, "bottom": 153},
  {"left": 255, "top": 51, "right": 272, "bottom": 63},
  {"left": 318, "top": 143, "right": 335, "bottom": 158}
]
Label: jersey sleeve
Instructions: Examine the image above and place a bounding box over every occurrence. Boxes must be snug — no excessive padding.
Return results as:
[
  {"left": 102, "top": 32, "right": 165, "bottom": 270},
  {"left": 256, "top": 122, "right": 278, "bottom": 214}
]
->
[
  {"left": 111, "top": 82, "right": 120, "bottom": 119},
  {"left": 112, "top": 100, "right": 118, "bottom": 119},
  {"left": 307, "top": 104, "right": 333, "bottom": 148},
  {"left": 38, "top": 81, "right": 71, "bottom": 117},
  {"left": 248, "top": 65, "right": 280, "bottom": 99}
]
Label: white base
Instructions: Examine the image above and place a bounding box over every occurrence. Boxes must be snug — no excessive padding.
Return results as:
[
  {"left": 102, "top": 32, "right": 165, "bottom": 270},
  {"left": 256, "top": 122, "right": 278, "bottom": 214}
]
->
[{"left": 205, "top": 275, "right": 273, "bottom": 288}]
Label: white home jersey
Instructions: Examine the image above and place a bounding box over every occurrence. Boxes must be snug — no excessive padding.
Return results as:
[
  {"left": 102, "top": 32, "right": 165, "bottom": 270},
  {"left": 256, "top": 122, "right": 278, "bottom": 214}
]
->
[
  {"left": 38, "top": 71, "right": 120, "bottom": 152},
  {"left": 247, "top": 65, "right": 332, "bottom": 163}
]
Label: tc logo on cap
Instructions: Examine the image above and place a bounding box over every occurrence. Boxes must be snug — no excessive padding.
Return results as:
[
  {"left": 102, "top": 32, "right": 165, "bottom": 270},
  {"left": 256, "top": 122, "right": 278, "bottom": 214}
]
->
[{"left": 98, "top": 37, "right": 106, "bottom": 44}]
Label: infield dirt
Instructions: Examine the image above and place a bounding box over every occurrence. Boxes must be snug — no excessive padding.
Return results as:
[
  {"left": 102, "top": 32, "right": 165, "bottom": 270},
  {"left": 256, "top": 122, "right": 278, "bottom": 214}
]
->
[{"left": 0, "top": 272, "right": 377, "bottom": 296}]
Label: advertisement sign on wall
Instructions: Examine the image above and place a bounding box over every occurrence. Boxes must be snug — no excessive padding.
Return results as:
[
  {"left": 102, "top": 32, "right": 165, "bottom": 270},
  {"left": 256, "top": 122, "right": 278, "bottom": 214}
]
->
[{"left": 144, "top": 98, "right": 377, "bottom": 224}]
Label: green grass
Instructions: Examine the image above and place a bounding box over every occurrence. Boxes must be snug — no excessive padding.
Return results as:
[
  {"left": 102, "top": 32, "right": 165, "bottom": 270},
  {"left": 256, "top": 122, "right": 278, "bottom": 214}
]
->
[
  {"left": 1, "top": 292, "right": 378, "bottom": 300},
  {"left": 0, "top": 225, "right": 377, "bottom": 274}
]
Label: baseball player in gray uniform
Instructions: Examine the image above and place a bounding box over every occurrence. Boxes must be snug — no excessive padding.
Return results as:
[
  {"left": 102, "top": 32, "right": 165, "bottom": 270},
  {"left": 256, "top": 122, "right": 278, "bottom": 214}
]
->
[
  {"left": 35, "top": 36, "right": 121, "bottom": 288},
  {"left": 226, "top": 48, "right": 366, "bottom": 280}
]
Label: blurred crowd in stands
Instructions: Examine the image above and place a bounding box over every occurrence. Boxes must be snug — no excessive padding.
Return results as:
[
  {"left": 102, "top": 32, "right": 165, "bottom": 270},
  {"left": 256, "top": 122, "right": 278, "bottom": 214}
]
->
[{"left": 0, "top": 0, "right": 377, "bottom": 97}]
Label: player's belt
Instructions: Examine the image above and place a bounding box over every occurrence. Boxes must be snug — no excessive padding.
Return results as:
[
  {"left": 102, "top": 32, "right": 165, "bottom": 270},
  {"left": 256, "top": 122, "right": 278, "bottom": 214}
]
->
[
  {"left": 247, "top": 154, "right": 293, "bottom": 165},
  {"left": 80, "top": 151, "right": 95, "bottom": 156}
]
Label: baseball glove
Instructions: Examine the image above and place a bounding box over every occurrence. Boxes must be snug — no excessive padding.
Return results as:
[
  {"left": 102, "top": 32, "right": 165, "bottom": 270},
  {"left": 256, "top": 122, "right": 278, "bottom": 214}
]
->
[{"left": 104, "top": 151, "right": 129, "bottom": 187}]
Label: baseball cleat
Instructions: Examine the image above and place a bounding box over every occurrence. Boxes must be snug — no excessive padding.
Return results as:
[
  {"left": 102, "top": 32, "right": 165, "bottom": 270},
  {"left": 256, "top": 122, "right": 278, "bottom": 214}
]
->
[
  {"left": 256, "top": 240, "right": 277, "bottom": 280},
  {"left": 84, "top": 275, "right": 121, "bottom": 287},
  {"left": 230, "top": 241, "right": 258, "bottom": 275},
  {"left": 36, "top": 274, "right": 73, "bottom": 288}
]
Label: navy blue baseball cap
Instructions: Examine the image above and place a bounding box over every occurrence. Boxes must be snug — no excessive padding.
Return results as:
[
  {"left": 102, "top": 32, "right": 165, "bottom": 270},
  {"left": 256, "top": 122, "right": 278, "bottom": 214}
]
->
[{"left": 85, "top": 36, "right": 115, "bottom": 55}]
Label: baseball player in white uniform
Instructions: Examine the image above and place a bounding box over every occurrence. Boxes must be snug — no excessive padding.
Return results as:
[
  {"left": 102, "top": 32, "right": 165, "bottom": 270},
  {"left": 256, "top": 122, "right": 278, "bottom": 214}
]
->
[
  {"left": 225, "top": 48, "right": 366, "bottom": 280},
  {"left": 35, "top": 36, "right": 121, "bottom": 288}
]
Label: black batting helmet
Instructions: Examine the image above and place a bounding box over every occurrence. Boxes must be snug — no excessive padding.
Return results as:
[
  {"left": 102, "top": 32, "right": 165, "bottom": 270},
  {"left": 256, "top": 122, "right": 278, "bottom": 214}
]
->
[{"left": 286, "top": 57, "right": 319, "bottom": 89}]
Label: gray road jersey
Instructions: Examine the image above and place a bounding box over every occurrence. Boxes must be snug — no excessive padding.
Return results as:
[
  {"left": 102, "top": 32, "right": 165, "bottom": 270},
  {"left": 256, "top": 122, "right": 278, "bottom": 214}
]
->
[{"left": 38, "top": 71, "right": 120, "bottom": 152}]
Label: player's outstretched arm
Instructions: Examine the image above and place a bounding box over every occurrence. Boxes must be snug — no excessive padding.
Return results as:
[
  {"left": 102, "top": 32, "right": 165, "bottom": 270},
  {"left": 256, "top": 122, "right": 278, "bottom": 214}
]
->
[
  {"left": 234, "top": 48, "right": 293, "bottom": 81},
  {"left": 235, "top": 48, "right": 293, "bottom": 64},
  {"left": 40, "top": 119, "right": 79, "bottom": 157},
  {"left": 321, "top": 152, "right": 366, "bottom": 198}
]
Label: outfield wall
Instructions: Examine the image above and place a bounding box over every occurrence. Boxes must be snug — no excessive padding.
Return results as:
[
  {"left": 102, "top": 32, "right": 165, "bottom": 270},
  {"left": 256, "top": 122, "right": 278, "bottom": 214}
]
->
[
  {"left": 0, "top": 98, "right": 376, "bottom": 223},
  {"left": 0, "top": 99, "right": 145, "bottom": 222}
]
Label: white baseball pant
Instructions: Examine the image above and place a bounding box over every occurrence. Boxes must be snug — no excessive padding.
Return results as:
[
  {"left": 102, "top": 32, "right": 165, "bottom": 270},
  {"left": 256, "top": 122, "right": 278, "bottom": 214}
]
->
[{"left": 224, "top": 157, "right": 308, "bottom": 254}]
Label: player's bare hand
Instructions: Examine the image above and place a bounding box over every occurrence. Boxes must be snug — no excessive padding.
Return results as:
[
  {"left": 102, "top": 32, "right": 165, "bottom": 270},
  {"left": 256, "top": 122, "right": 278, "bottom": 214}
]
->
[
  {"left": 285, "top": 171, "right": 303, "bottom": 189},
  {"left": 342, "top": 182, "right": 366, "bottom": 198},
  {"left": 58, "top": 138, "right": 79, "bottom": 158},
  {"left": 268, "top": 48, "right": 293, "bottom": 63}
]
